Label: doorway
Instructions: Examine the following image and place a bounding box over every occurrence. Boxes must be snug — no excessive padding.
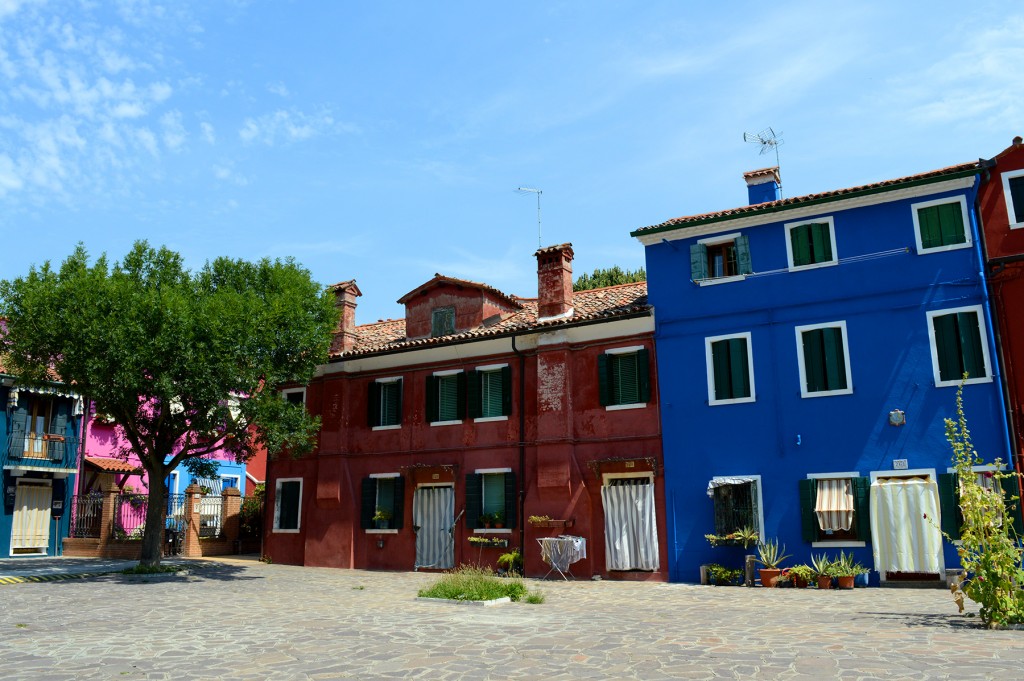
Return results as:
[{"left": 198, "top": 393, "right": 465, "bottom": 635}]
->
[
  {"left": 870, "top": 473, "right": 944, "bottom": 582},
  {"left": 11, "top": 480, "right": 53, "bottom": 555},
  {"left": 413, "top": 485, "right": 455, "bottom": 570}
]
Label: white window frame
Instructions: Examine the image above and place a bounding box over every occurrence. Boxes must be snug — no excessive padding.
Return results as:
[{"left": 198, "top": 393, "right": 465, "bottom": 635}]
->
[
  {"left": 925, "top": 305, "right": 993, "bottom": 388},
  {"left": 372, "top": 377, "right": 402, "bottom": 431},
  {"left": 167, "top": 471, "right": 179, "bottom": 495},
  {"left": 911, "top": 196, "right": 972, "bottom": 254},
  {"left": 784, "top": 216, "right": 838, "bottom": 272},
  {"left": 705, "top": 332, "right": 756, "bottom": 406},
  {"left": 697, "top": 232, "right": 746, "bottom": 286},
  {"left": 281, "top": 387, "right": 306, "bottom": 405},
  {"left": 710, "top": 474, "right": 764, "bottom": 542},
  {"left": 795, "top": 320, "right": 854, "bottom": 398},
  {"left": 475, "top": 363, "right": 509, "bottom": 423},
  {"left": 473, "top": 467, "right": 512, "bottom": 534},
  {"left": 273, "top": 477, "right": 303, "bottom": 533},
  {"left": 805, "top": 472, "right": 866, "bottom": 548},
  {"left": 1001, "top": 168, "right": 1024, "bottom": 230},
  {"left": 604, "top": 345, "right": 647, "bottom": 411},
  {"left": 431, "top": 369, "right": 463, "bottom": 426},
  {"left": 220, "top": 474, "right": 241, "bottom": 491},
  {"left": 366, "top": 472, "right": 401, "bottom": 535}
]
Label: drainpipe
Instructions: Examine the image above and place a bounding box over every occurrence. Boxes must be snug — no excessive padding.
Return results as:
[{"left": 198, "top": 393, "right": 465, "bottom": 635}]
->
[{"left": 511, "top": 335, "right": 527, "bottom": 554}]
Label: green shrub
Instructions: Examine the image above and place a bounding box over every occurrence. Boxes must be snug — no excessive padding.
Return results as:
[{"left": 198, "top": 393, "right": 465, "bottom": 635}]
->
[
  {"left": 526, "top": 591, "right": 546, "bottom": 604},
  {"left": 418, "top": 565, "right": 534, "bottom": 602}
]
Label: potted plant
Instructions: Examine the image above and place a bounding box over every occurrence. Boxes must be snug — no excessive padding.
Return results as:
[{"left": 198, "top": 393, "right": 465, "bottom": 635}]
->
[
  {"left": 372, "top": 507, "right": 392, "bottom": 529},
  {"left": 492, "top": 510, "right": 505, "bottom": 529},
  {"left": 706, "top": 563, "right": 743, "bottom": 586},
  {"left": 787, "top": 564, "right": 815, "bottom": 589},
  {"left": 496, "top": 547, "right": 523, "bottom": 576},
  {"left": 479, "top": 513, "right": 493, "bottom": 529},
  {"left": 704, "top": 525, "right": 759, "bottom": 549},
  {"left": 755, "top": 538, "right": 790, "bottom": 588},
  {"left": 831, "top": 550, "right": 869, "bottom": 589},
  {"left": 811, "top": 553, "right": 833, "bottom": 589}
]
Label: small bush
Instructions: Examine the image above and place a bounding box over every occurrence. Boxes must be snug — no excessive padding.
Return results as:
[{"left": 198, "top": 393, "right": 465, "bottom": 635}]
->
[
  {"left": 525, "top": 591, "right": 545, "bottom": 604},
  {"left": 418, "top": 565, "right": 534, "bottom": 602}
]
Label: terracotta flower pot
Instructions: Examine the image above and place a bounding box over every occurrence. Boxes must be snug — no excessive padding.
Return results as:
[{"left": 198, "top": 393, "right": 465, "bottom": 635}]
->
[
  {"left": 817, "top": 575, "right": 833, "bottom": 589},
  {"left": 793, "top": 575, "right": 809, "bottom": 588},
  {"left": 836, "top": 575, "right": 855, "bottom": 589},
  {"left": 759, "top": 568, "right": 782, "bottom": 588}
]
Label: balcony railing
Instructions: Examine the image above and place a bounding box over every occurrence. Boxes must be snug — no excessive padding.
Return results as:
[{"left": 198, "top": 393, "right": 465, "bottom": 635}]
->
[{"left": 4, "top": 434, "right": 80, "bottom": 470}]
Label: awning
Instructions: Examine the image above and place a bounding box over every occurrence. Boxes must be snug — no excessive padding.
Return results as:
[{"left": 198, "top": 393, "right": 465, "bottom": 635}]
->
[
  {"left": 814, "top": 478, "right": 854, "bottom": 531},
  {"left": 84, "top": 456, "right": 142, "bottom": 474},
  {"left": 706, "top": 476, "right": 757, "bottom": 497},
  {"left": 8, "top": 386, "right": 84, "bottom": 416}
]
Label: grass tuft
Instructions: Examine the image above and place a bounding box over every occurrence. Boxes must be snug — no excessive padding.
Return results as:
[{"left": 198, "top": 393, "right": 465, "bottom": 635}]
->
[
  {"left": 525, "top": 591, "right": 546, "bottom": 604},
  {"left": 418, "top": 564, "right": 539, "bottom": 602},
  {"left": 120, "top": 564, "right": 185, "bottom": 575}
]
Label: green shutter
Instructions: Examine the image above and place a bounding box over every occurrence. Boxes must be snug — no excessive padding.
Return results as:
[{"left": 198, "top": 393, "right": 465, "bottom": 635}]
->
[
  {"left": 852, "top": 476, "right": 871, "bottom": 543},
  {"left": 1009, "top": 176, "right": 1024, "bottom": 224},
  {"left": 49, "top": 400, "right": 70, "bottom": 462},
  {"left": 729, "top": 338, "right": 750, "bottom": 399},
  {"left": 360, "top": 477, "right": 376, "bottom": 529},
  {"left": 394, "top": 380, "right": 403, "bottom": 425},
  {"left": 799, "top": 478, "right": 818, "bottom": 542},
  {"left": 791, "top": 224, "right": 811, "bottom": 267},
  {"left": 501, "top": 365, "right": 512, "bottom": 416},
  {"left": 932, "top": 314, "right": 962, "bottom": 382},
  {"left": 822, "top": 327, "right": 847, "bottom": 391},
  {"left": 597, "top": 354, "right": 611, "bottom": 406},
  {"left": 735, "top": 234, "right": 752, "bottom": 274},
  {"left": 367, "top": 382, "right": 381, "bottom": 427},
  {"left": 465, "top": 474, "right": 483, "bottom": 529},
  {"left": 504, "top": 471, "right": 517, "bottom": 529},
  {"left": 957, "top": 311, "right": 985, "bottom": 379},
  {"left": 937, "top": 473, "right": 960, "bottom": 539},
  {"left": 812, "top": 222, "right": 833, "bottom": 263},
  {"left": 690, "top": 243, "right": 708, "bottom": 280},
  {"left": 918, "top": 205, "right": 942, "bottom": 249},
  {"left": 802, "top": 329, "right": 825, "bottom": 393},
  {"left": 426, "top": 375, "right": 439, "bottom": 423},
  {"left": 612, "top": 353, "right": 639, "bottom": 404},
  {"left": 938, "top": 202, "right": 966, "bottom": 245},
  {"left": 636, "top": 348, "right": 651, "bottom": 403},
  {"left": 711, "top": 340, "right": 730, "bottom": 401},
  {"left": 468, "top": 370, "right": 482, "bottom": 419},
  {"left": 392, "top": 476, "right": 405, "bottom": 529},
  {"left": 8, "top": 397, "right": 29, "bottom": 460},
  {"left": 455, "top": 372, "right": 467, "bottom": 420}
]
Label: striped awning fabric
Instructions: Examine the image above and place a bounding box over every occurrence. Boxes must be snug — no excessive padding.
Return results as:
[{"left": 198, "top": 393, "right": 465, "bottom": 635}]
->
[{"left": 814, "top": 478, "right": 854, "bottom": 532}]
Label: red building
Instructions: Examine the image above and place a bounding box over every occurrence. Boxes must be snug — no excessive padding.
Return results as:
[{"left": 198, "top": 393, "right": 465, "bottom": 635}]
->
[
  {"left": 979, "top": 136, "right": 1024, "bottom": 497},
  {"left": 263, "top": 244, "right": 667, "bottom": 580}
]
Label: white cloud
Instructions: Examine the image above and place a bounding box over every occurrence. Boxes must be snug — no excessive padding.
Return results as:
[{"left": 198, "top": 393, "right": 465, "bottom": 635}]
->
[
  {"left": 267, "top": 81, "right": 289, "bottom": 97},
  {"left": 200, "top": 121, "right": 215, "bottom": 144},
  {"left": 98, "top": 43, "right": 136, "bottom": 74},
  {"left": 160, "top": 110, "right": 185, "bottom": 151},
  {"left": 110, "top": 101, "right": 146, "bottom": 118},
  {"left": 0, "top": 154, "right": 24, "bottom": 195},
  {"left": 134, "top": 127, "right": 158, "bottom": 156},
  {"left": 238, "top": 109, "right": 353, "bottom": 145},
  {"left": 212, "top": 163, "right": 248, "bottom": 186},
  {"left": 0, "top": 0, "right": 41, "bottom": 20}
]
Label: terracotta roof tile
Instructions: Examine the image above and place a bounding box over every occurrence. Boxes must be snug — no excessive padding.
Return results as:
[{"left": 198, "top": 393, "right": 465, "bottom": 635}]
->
[
  {"left": 84, "top": 456, "right": 142, "bottom": 474},
  {"left": 396, "top": 274, "right": 523, "bottom": 308}
]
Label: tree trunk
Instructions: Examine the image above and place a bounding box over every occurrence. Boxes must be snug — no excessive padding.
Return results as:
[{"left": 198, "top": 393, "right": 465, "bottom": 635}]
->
[{"left": 140, "top": 471, "right": 168, "bottom": 566}]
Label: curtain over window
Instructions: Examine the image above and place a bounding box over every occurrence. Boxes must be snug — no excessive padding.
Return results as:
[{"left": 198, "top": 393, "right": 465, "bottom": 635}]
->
[{"left": 814, "top": 478, "right": 854, "bottom": 532}]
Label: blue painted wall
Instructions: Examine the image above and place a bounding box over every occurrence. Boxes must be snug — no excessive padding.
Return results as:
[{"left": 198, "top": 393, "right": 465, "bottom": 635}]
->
[{"left": 642, "top": 177, "right": 1012, "bottom": 582}]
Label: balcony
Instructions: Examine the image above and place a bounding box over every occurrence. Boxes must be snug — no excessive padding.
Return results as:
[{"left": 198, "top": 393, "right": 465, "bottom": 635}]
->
[{"left": 3, "top": 433, "right": 80, "bottom": 472}]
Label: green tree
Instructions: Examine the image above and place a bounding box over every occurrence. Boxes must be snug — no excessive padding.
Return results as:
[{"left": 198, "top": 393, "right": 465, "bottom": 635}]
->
[
  {"left": 0, "top": 242, "right": 338, "bottom": 566},
  {"left": 572, "top": 266, "right": 646, "bottom": 291}
]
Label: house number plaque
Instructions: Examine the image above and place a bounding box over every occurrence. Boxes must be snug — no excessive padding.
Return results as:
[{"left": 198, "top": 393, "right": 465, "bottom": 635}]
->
[{"left": 893, "top": 459, "right": 909, "bottom": 470}]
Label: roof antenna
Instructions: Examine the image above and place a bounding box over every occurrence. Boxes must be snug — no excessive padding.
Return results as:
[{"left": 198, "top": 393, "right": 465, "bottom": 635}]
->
[
  {"left": 743, "top": 127, "right": 784, "bottom": 197},
  {"left": 516, "top": 187, "right": 543, "bottom": 247}
]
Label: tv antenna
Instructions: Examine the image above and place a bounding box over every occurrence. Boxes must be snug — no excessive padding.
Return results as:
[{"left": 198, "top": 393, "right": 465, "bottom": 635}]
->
[
  {"left": 516, "top": 187, "right": 543, "bottom": 247},
  {"left": 743, "top": 127, "right": 784, "bottom": 196}
]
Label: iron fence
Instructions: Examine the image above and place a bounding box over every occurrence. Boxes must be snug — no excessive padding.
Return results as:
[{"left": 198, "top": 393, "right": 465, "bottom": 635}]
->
[
  {"left": 197, "top": 494, "right": 223, "bottom": 537},
  {"left": 69, "top": 494, "right": 103, "bottom": 538},
  {"left": 112, "top": 494, "right": 148, "bottom": 540}
]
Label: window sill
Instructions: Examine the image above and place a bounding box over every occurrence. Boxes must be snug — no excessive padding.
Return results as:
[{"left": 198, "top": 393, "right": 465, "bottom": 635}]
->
[
  {"left": 430, "top": 420, "right": 463, "bottom": 427},
  {"left": 697, "top": 274, "right": 747, "bottom": 287},
  {"left": 606, "top": 402, "right": 647, "bottom": 411},
  {"left": 935, "top": 376, "right": 992, "bottom": 388},
  {"left": 272, "top": 528, "right": 301, "bottom": 534},
  {"left": 372, "top": 425, "right": 401, "bottom": 431},
  {"left": 473, "top": 416, "right": 509, "bottom": 423},
  {"left": 708, "top": 396, "right": 756, "bottom": 406},
  {"left": 473, "top": 528, "right": 511, "bottom": 534},
  {"left": 1011, "top": 222, "right": 1024, "bottom": 230},
  {"left": 366, "top": 529, "right": 398, "bottom": 535},
  {"left": 788, "top": 260, "right": 838, "bottom": 273},
  {"left": 811, "top": 540, "right": 866, "bottom": 548},
  {"left": 916, "top": 241, "right": 971, "bottom": 255},
  {"left": 800, "top": 388, "right": 853, "bottom": 399}
]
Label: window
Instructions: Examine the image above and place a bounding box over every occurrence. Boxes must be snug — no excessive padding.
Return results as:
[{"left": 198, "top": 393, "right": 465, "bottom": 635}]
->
[
  {"left": 912, "top": 197, "right": 970, "bottom": 253},
  {"left": 598, "top": 347, "right": 651, "bottom": 409},
  {"left": 785, "top": 218, "right": 837, "bottom": 270},
  {"left": 273, "top": 478, "right": 302, "bottom": 532},
  {"left": 705, "top": 333, "right": 755, "bottom": 405},
  {"left": 431, "top": 307, "right": 456, "bottom": 337},
  {"left": 368, "top": 378, "right": 402, "bottom": 428},
  {"left": 798, "top": 475, "right": 870, "bottom": 546},
  {"left": 938, "top": 467, "right": 1024, "bottom": 539},
  {"left": 469, "top": 365, "right": 511, "bottom": 420},
  {"left": 709, "top": 477, "right": 761, "bottom": 537},
  {"left": 220, "top": 475, "right": 240, "bottom": 490},
  {"left": 427, "top": 371, "right": 465, "bottom": 424},
  {"left": 465, "top": 469, "right": 516, "bottom": 530},
  {"left": 360, "top": 474, "right": 405, "bottom": 530},
  {"left": 795, "top": 321, "right": 852, "bottom": 398},
  {"left": 927, "top": 306, "right": 992, "bottom": 387},
  {"left": 282, "top": 388, "right": 305, "bottom": 406},
  {"left": 689, "top": 233, "right": 752, "bottom": 283},
  {"left": 1001, "top": 168, "right": 1024, "bottom": 229}
]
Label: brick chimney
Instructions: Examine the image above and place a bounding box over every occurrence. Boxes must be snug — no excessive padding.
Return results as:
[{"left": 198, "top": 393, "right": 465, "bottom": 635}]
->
[
  {"left": 330, "top": 280, "right": 361, "bottom": 353},
  {"left": 744, "top": 167, "right": 781, "bottom": 205},
  {"left": 535, "top": 243, "right": 574, "bottom": 320}
]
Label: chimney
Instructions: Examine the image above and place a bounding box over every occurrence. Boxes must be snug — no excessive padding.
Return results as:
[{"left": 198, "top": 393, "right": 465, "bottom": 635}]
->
[
  {"left": 535, "top": 243, "right": 574, "bottom": 320},
  {"left": 744, "top": 167, "right": 781, "bottom": 205},
  {"left": 330, "top": 280, "right": 362, "bottom": 353}
]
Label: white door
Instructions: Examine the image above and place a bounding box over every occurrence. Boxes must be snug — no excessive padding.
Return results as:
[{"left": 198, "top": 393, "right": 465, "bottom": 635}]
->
[
  {"left": 413, "top": 485, "right": 454, "bottom": 570},
  {"left": 870, "top": 476, "right": 944, "bottom": 577},
  {"left": 12, "top": 482, "right": 52, "bottom": 555}
]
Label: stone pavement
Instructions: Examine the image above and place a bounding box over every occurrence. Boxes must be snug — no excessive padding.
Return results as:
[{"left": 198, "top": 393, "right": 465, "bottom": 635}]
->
[{"left": 1, "top": 557, "right": 1023, "bottom": 680}]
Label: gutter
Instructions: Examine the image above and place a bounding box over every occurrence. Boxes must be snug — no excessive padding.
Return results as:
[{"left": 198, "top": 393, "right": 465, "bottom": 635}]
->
[{"left": 511, "top": 335, "right": 527, "bottom": 555}]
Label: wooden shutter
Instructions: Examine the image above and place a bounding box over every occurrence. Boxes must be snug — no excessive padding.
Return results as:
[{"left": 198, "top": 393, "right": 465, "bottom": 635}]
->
[
  {"left": 932, "top": 313, "right": 962, "bottom": 382},
  {"left": 49, "top": 399, "right": 70, "bottom": 462},
  {"left": 918, "top": 205, "right": 942, "bottom": 249},
  {"left": 711, "top": 340, "right": 731, "bottom": 401},
  {"left": 636, "top": 348, "right": 651, "bottom": 403},
  {"left": 822, "top": 327, "right": 847, "bottom": 391},
  {"left": 597, "top": 353, "right": 611, "bottom": 406},
  {"left": 729, "top": 338, "right": 749, "bottom": 398},
  {"left": 394, "top": 379, "right": 403, "bottom": 425},
  {"left": 9, "top": 396, "right": 29, "bottom": 460},
  {"left": 813, "top": 222, "right": 833, "bottom": 262},
  {"left": 425, "top": 375, "right": 439, "bottom": 423},
  {"left": 392, "top": 476, "right": 405, "bottom": 529},
  {"left": 504, "top": 471, "right": 517, "bottom": 529},
  {"left": 455, "top": 372, "right": 467, "bottom": 420},
  {"left": 937, "top": 473, "right": 960, "bottom": 539},
  {"left": 852, "top": 476, "right": 871, "bottom": 542},
  {"left": 802, "top": 329, "right": 825, "bottom": 393},
  {"left": 465, "top": 474, "right": 482, "bottom": 529},
  {"left": 360, "top": 477, "right": 376, "bottom": 529},
  {"left": 798, "top": 478, "right": 818, "bottom": 542},
  {"left": 735, "top": 235, "right": 752, "bottom": 274},
  {"left": 938, "top": 202, "right": 966, "bottom": 245},
  {"left": 791, "top": 225, "right": 811, "bottom": 267},
  {"left": 500, "top": 365, "right": 512, "bottom": 416},
  {"left": 957, "top": 311, "right": 985, "bottom": 379},
  {"left": 367, "top": 382, "right": 381, "bottom": 427},
  {"left": 468, "top": 370, "right": 482, "bottom": 419},
  {"left": 689, "top": 243, "right": 708, "bottom": 280}
]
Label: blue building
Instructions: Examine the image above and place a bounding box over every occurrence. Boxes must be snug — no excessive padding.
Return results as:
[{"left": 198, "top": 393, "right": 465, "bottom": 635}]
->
[
  {"left": 633, "top": 162, "right": 1016, "bottom": 584},
  {"left": 2, "top": 369, "right": 81, "bottom": 557}
]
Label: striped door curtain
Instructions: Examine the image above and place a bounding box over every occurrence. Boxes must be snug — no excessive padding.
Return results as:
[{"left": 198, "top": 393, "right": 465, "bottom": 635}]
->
[
  {"left": 814, "top": 478, "right": 854, "bottom": 531},
  {"left": 601, "top": 479, "right": 659, "bottom": 571},
  {"left": 870, "top": 477, "right": 943, "bottom": 574},
  {"left": 414, "top": 486, "right": 455, "bottom": 570},
  {"left": 12, "top": 483, "right": 52, "bottom": 552}
]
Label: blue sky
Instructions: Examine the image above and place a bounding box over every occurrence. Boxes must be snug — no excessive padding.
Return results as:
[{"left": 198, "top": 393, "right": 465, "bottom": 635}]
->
[{"left": 1, "top": 1, "right": 1021, "bottom": 324}]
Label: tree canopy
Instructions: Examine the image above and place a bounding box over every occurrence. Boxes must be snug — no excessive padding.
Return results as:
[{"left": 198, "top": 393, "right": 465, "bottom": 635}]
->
[
  {"left": 572, "top": 266, "right": 646, "bottom": 291},
  {"left": 0, "top": 242, "right": 338, "bottom": 564}
]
